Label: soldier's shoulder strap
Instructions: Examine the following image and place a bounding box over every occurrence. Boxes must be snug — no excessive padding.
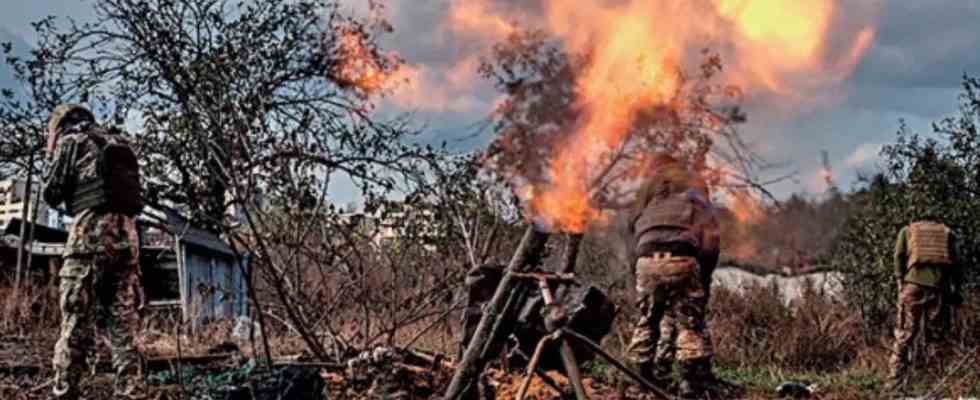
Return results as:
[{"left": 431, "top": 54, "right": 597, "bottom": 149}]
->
[{"left": 85, "top": 126, "right": 136, "bottom": 148}]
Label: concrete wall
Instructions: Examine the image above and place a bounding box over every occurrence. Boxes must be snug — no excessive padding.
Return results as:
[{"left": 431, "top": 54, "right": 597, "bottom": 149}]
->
[{"left": 712, "top": 266, "right": 844, "bottom": 302}]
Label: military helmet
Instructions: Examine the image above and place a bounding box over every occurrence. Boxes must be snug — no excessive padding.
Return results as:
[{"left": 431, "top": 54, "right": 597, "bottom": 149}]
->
[
  {"left": 48, "top": 104, "right": 95, "bottom": 137},
  {"left": 650, "top": 153, "right": 680, "bottom": 169},
  {"left": 915, "top": 210, "right": 944, "bottom": 224},
  {"left": 650, "top": 153, "right": 689, "bottom": 190},
  {"left": 47, "top": 104, "right": 95, "bottom": 155}
]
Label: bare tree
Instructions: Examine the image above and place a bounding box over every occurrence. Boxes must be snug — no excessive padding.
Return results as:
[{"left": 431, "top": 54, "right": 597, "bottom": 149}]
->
[{"left": 0, "top": 0, "right": 452, "bottom": 362}]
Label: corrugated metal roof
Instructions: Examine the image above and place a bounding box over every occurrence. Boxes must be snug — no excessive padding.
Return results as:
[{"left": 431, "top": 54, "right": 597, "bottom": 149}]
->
[
  {"left": 0, "top": 235, "right": 65, "bottom": 256},
  {"left": 2, "top": 219, "right": 69, "bottom": 243},
  {"left": 1, "top": 210, "right": 236, "bottom": 258},
  {"left": 156, "top": 208, "right": 235, "bottom": 256}
]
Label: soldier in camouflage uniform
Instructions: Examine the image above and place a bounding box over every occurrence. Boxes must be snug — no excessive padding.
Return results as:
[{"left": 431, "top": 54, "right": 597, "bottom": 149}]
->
[
  {"left": 647, "top": 174, "right": 717, "bottom": 386},
  {"left": 626, "top": 154, "right": 720, "bottom": 398},
  {"left": 43, "top": 104, "right": 146, "bottom": 399},
  {"left": 888, "top": 217, "right": 963, "bottom": 391}
]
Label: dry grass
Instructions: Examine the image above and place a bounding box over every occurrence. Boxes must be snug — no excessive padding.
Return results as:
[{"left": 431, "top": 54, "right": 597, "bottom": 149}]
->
[
  {"left": 710, "top": 282, "right": 864, "bottom": 371},
  {"left": 0, "top": 277, "right": 977, "bottom": 398},
  {"left": 0, "top": 285, "right": 59, "bottom": 336}
]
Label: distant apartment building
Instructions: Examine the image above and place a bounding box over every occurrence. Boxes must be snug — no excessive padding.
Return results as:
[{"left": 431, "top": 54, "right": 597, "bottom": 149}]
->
[
  {"left": 338, "top": 203, "right": 439, "bottom": 249},
  {"left": 0, "top": 178, "right": 55, "bottom": 229}
]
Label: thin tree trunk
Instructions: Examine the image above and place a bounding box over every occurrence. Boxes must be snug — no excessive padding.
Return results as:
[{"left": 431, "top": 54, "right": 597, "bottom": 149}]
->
[
  {"left": 24, "top": 169, "right": 44, "bottom": 278},
  {"left": 15, "top": 153, "right": 35, "bottom": 294}
]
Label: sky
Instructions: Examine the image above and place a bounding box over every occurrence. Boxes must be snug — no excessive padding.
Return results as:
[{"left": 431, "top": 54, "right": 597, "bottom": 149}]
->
[{"left": 3, "top": 0, "right": 979, "bottom": 201}]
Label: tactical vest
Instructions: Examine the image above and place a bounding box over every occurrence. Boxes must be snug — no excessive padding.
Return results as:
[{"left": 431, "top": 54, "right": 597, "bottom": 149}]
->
[
  {"left": 907, "top": 221, "right": 951, "bottom": 268},
  {"left": 68, "top": 130, "right": 143, "bottom": 216},
  {"left": 634, "top": 192, "right": 701, "bottom": 256}
]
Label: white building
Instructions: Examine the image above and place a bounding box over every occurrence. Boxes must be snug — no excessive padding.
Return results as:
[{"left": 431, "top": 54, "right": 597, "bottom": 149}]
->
[
  {"left": 0, "top": 179, "right": 55, "bottom": 229},
  {"left": 338, "top": 203, "right": 439, "bottom": 250}
]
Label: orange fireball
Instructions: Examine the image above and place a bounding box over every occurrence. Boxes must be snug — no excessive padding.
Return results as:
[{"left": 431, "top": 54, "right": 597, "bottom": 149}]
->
[{"left": 452, "top": 0, "right": 878, "bottom": 232}]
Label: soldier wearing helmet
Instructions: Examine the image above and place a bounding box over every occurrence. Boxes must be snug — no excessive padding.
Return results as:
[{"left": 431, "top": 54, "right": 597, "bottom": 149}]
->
[
  {"left": 43, "top": 104, "right": 146, "bottom": 399},
  {"left": 626, "top": 154, "right": 721, "bottom": 398}
]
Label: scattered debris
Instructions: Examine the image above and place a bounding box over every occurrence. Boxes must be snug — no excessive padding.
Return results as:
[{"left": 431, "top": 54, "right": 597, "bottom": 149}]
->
[
  {"left": 342, "top": 346, "right": 450, "bottom": 399},
  {"left": 232, "top": 316, "right": 262, "bottom": 342},
  {"left": 148, "top": 358, "right": 327, "bottom": 400},
  {"left": 776, "top": 380, "right": 818, "bottom": 398},
  {"left": 208, "top": 341, "right": 241, "bottom": 355},
  {"left": 240, "top": 364, "right": 327, "bottom": 400}
]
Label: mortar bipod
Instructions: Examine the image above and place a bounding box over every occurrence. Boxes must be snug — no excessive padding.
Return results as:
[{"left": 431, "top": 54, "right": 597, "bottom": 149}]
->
[{"left": 509, "top": 271, "right": 673, "bottom": 400}]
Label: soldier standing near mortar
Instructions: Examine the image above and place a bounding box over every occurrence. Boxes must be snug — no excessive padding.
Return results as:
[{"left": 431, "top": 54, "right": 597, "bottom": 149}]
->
[
  {"left": 43, "top": 104, "right": 146, "bottom": 399},
  {"left": 627, "top": 154, "right": 721, "bottom": 399},
  {"left": 888, "top": 215, "right": 964, "bottom": 392},
  {"left": 647, "top": 173, "right": 718, "bottom": 389}
]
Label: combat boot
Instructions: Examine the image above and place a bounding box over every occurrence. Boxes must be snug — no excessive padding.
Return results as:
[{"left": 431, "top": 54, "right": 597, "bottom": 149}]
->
[
  {"left": 113, "top": 374, "right": 148, "bottom": 399},
  {"left": 678, "top": 358, "right": 717, "bottom": 399},
  {"left": 884, "top": 375, "right": 909, "bottom": 396},
  {"left": 52, "top": 384, "right": 79, "bottom": 400},
  {"left": 52, "top": 370, "right": 80, "bottom": 400},
  {"left": 885, "top": 360, "right": 910, "bottom": 395},
  {"left": 639, "top": 360, "right": 673, "bottom": 391},
  {"left": 654, "top": 358, "right": 674, "bottom": 387}
]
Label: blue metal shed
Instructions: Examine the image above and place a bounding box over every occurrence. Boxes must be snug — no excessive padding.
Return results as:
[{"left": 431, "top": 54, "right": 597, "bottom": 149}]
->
[
  {"left": 143, "top": 208, "right": 251, "bottom": 330},
  {"left": 2, "top": 209, "right": 250, "bottom": 331}
]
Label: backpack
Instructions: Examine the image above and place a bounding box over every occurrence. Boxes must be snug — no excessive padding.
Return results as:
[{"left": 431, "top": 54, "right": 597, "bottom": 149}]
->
[{"left": 69, "top": 130, "right": 143, "bottom": 216}]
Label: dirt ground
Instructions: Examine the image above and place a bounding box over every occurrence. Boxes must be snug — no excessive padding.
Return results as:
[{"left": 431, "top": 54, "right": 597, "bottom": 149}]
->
[
  {"left": 0, "top": 334, "right": 750, "bottom": 400},
  {"left": 2, "top": 336, "right": 973, "bottom": 399}
]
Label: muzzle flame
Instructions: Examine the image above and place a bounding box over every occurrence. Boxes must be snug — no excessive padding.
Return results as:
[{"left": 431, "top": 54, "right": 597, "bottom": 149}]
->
[{"left": 456, "top": 0, "right": 877, "bottom": 232}]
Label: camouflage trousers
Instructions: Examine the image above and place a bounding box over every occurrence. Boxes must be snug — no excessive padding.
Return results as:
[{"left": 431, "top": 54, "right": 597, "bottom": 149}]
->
[
  {"left": 648, "top": 314, "right": 679, "bottom": 377},
  {"left": 628, "top": 255, "right": 712, "bottom": 366},
  {"left": 651, "top": 278, "right": 713, "bottom": 377},
  {"left": 888, "top": 283, "right": 949, "bottom": 386},
  {"left": 53, "top": 251, "right": 145, "bottom": 399}
]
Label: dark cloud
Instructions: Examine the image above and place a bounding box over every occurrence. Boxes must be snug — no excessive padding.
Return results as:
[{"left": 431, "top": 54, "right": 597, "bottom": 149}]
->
[
  {"left": 852, "top": 1, "right": 980, "bottom": 89},
  {"left": 847, "top": 84, "right": 960, "bottom": 119},
  {"left": 725, "top": 1, "right": 979, "bottom": 195},
  {"left": 3, "top": 0, "right": 979, "bottom": 199},
  {"left": 374, "top": 0, "right": 980, "bottom": 196},
  {"left": 379, "top": 1, "right": 457, "bottom": 64}
]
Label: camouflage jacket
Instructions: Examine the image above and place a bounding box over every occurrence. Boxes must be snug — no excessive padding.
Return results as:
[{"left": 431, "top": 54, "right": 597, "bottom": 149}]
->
[{"left": 42, "top": 129, "right": 139, "bottom": 257}]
